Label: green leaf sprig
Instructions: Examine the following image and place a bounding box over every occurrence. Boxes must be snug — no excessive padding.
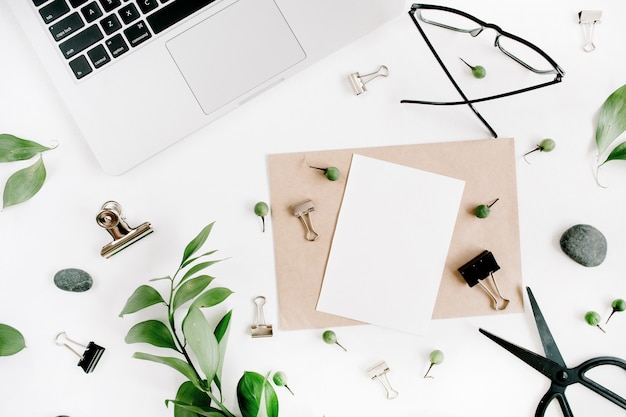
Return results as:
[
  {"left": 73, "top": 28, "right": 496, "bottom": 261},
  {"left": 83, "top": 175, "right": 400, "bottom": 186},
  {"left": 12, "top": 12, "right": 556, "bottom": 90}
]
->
[
  {"left": 120, "top": 222, "right": 280, "bottom": 417},
  {"left": 0, "top": 134, "right": 57, "bottom": 209},
  {"left": 593, "top": 84, "right": 626, "bottom": 186}
]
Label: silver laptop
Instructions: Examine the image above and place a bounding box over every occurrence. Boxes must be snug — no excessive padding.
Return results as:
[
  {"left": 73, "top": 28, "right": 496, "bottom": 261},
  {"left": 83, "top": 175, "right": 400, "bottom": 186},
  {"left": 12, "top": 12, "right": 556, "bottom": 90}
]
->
[{"left": 5, "top": 0, "right": 403, "bottom": 174}]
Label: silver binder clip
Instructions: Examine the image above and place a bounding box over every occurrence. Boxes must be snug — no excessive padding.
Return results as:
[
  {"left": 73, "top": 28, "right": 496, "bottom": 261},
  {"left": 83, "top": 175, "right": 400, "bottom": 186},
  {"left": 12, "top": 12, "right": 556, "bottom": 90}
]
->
[
  {"left": 458, "top": 250, "right": 510, "bottom": 311},
  {"left": 291, "top": 199, "right": 319, "bottom": 241},
  {"left": 55, "top": 332, "right": 105, "bottom": 373},
  {"left": 367, "top": 360, "right": 399, "bottom": 400},
  {"left": 578, "top": 10, "right": 602, "bottom": 52},
  {"left": 251, "top": 296, "right": 273, "bottom": 338},
  {"left": 96, "top": 201, "right": 153, "bottom": 258},
  {"left": 349, "top": 65, "right": 389, "bottom": 95}
]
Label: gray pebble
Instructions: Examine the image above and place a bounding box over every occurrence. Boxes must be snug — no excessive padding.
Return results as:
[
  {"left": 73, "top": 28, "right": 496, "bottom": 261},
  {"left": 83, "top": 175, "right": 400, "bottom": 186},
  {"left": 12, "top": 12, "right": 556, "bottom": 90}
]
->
[
  {"left": 559, "top": 224, "right": 607, "bottom": 267},
  {"left": 54, "top": 268, "right": 93, "bottom": 292}
]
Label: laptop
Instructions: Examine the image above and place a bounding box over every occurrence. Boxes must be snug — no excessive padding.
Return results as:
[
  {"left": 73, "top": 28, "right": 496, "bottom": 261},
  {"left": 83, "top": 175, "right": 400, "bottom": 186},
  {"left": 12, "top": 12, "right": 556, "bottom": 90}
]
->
[{"left": 5, "top": 0, "right": 404, "bottom": 174}]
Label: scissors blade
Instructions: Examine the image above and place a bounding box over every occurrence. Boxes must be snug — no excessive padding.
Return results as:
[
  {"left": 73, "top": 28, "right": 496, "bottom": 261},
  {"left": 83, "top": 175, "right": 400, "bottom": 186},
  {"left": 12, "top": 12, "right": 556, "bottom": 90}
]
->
[
  {"left": 526, "top": 287, "right": 566, "bottom": 367},
  {"left": 479, "top": 328, "right": 565, "bottom": 380}
]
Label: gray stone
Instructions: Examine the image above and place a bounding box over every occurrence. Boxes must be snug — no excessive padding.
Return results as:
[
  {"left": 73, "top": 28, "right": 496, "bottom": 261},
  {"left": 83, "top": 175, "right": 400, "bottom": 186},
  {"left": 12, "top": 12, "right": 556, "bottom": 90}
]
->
[
  {"left": 54, "top": 268, "right": 93, "bottom": 292},
  {"left": 559, "top": 224, "right": 607, "bottom": 267}
]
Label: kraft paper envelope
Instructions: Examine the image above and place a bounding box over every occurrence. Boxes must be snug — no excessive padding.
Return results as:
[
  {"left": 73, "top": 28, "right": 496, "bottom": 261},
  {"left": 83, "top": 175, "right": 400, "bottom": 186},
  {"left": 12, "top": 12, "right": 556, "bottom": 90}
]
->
[
  {"left": 267, "top": 138, "right": 523, "bottom": 330},
  {"left": 315, "top": 154, "right": 465, "bottom": 335}
]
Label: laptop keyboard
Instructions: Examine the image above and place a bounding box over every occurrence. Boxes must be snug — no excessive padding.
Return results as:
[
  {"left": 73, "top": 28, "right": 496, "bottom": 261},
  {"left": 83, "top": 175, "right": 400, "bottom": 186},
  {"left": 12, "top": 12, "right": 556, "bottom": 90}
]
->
[{"left": 34, "top": 0, "right": 217, "bottom": 80}]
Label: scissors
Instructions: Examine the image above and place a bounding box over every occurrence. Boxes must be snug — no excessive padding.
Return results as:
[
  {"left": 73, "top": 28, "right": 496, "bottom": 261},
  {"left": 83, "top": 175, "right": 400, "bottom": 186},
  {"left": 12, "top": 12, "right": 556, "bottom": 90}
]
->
[{"left": 479, "top": 286, "right": 626, "bottom": 417}]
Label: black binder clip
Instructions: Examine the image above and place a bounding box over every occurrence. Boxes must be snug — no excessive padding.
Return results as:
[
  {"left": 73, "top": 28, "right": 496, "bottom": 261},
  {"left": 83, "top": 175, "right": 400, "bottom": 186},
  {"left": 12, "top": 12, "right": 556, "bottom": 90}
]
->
[
  {"left": 55, "top": 332, "right": 105, "bottom": 373},
  {"left": 458, "top": 250, "right": 510, "bottom": 311},
  {"left": 96, "top": 201, "right": 153, "bottom": 258}
]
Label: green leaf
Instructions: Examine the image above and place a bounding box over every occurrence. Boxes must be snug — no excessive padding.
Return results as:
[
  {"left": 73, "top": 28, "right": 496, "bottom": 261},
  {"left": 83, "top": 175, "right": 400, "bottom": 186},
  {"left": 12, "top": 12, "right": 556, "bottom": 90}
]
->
[
  {"left": 166, "top": 400, "right": 225, "bottom": 417},
  {"left": 180, "top": 261, "right": 222, "bottom": 286},
  {"left": 0, "top": 324, "right": 26, "bottom": 356},
  {"left": 214, "top": 310, "right": 232, "bottom": 344},
  {"left": 0, "top": 134, "right": 53, "bottom": 162},
  {"left": 237, "top": 371, "right": 265, "bottom": 417},
  {"left": 190, "top": 288, "right": 233, "bottom": 310},
  {"left": 119, "top": 285, "right": 165, "bottom": 317},
  {"left": 181, "top": 250, "right": 219, "bottom": 269},
  {"left": 132, "top": 352, "right": 202, "bottom": 389},
  {"left": 182, "top": 307, "right": 219, "bottom": 383},
  {"left": 181, "top": 223, "right": 215, "bottom": 267},
  {"left": 124, "top": 320, "right": 178, "bottom": 351},
  {"left": 173, "top": 275, "right": 214, "bottom": 311},
  {"left": 596, "top": 84, "right": 626, "bottom": 157},
  {"left": 213, "top": 310, "right": 232, "bottom": 392},
  {"left": 264, "top": 379, "right": 279, "bottom": 417},
  {"left": 173, "top": 381, "right": 212, "bottom": 417},
  {"left": 599, "top": 141, "right": 626, "bottom": 166},
  {"left": 3, "top": 156, "right": 46, "bottom": 209}
]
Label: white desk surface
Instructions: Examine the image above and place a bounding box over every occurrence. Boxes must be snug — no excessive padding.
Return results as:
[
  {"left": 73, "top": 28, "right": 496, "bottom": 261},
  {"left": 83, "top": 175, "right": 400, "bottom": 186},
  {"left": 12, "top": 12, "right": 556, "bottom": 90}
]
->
[{"left": 1, "top": 0, "right": 626, "bottom": 416}]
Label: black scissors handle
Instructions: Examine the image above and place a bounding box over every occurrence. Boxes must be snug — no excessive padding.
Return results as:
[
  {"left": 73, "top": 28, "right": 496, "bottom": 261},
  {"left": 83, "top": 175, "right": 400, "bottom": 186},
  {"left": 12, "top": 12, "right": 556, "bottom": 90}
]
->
[
  {"left": 536, "top": 387, "right": 573, "bottom": 417},
  {"left": 576, "top": 356, "right": 626, "bottom": 409}
]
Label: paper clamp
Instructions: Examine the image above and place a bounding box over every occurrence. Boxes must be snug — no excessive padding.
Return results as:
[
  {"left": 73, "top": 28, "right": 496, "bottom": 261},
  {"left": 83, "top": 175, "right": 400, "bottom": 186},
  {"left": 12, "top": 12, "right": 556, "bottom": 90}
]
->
[
  {"left": 457, "top": 250, "right": 510, "bottom": 311},
  {"left": 96, "top": 200, "right": 153, "bottom": 258},
  {"left": 367, "top": 361, "right": 399, "bottom": 400},
  {"left": 291, "top": 199, "right": 319, "bottom": 241},
  {"left": 349, "top": 65, "right": 389, "bottom": 95},
  {"left": 578, "top": 10, "right": 602, "bottom": 52},
  {"left": 55, "top": 332, "right": 105, "bottom": 373},
  {"left": 251, "top": 296, "right": 273, "bottom": 338}
]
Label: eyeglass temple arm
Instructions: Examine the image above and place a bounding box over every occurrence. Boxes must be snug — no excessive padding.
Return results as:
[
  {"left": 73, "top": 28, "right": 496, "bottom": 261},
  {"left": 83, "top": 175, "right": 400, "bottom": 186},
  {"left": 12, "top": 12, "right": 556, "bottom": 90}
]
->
[{"left": 407, "top": 10, "right": 498, "bottom": 138}]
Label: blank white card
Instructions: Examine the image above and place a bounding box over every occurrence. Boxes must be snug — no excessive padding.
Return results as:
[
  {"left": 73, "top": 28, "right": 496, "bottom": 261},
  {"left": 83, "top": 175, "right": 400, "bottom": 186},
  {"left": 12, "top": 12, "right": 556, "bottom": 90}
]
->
[{"left": 316, "top": 154, "right": 465, "bottom": 335}]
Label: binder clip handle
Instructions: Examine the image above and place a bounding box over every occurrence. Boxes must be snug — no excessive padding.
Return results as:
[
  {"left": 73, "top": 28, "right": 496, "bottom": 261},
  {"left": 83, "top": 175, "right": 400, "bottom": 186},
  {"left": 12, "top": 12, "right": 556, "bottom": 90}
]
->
[
  {"left": 367, "top": 361, "right": 399, "bottom": 400},
  {"left": 578, "top": 10, "right": 602, "bottom": 52},
  {"left": 349, "top": 65, "right": 389, "bottom": 95},
  {"left": 291, "top": 199, "right": 319, "bottom": 241},
  {"left": 55, "top": 332, "right": 105, "bottom": 373}
]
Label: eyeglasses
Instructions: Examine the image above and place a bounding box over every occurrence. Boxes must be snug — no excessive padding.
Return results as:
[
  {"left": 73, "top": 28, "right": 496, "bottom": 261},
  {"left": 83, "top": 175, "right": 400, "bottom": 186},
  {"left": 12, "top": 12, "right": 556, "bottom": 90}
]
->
[{"left": 401, "top": 4, "right": 565, "bottom": 137}]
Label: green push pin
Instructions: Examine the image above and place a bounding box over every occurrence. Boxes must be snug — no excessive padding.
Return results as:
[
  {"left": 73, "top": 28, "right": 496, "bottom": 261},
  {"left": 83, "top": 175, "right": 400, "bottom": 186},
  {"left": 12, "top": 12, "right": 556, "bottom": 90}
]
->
[
  {"left": 272, "top": 371, "right": 294, "bottom": 395},
  {"left": 309, "top": 165, "right": 340, "bottom": 181},
  {"left": 254, "top": 201, "right": 269, "bottom": 232},
  {"left": 460, "top": 58, "right": 486, "bottom": 79},
  {"left": 474, "top": 198, "right": 499, "bottom": 219}
]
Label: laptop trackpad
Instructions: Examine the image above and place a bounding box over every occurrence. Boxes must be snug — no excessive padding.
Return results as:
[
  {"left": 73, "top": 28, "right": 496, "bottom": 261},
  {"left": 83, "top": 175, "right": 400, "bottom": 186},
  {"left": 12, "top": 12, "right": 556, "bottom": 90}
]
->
[{"left": 166, "top": 0, "right": 306, "bottom": 115}]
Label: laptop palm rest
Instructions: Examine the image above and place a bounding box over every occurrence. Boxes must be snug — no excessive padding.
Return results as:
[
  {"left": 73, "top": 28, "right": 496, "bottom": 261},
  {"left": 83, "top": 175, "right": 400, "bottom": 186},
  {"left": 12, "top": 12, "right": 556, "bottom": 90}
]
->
[{"left": 166, "top": 0, "right": 306, "bottom": 115}]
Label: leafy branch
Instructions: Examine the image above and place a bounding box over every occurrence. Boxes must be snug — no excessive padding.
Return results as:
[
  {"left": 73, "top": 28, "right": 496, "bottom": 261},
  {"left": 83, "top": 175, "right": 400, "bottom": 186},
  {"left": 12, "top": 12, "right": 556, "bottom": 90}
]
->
[{"left": 119, "top": 222, "right": 279, "bottom": 417}]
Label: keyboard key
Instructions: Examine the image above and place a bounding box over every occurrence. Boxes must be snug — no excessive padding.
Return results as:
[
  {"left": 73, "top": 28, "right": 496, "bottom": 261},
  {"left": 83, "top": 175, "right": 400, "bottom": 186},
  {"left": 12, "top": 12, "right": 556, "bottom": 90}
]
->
[
  {"left": 69, "top": 0, "right": 88, "bottom": 7},
  {"left": 98, "top": 0, "right": 121, "bottom": 13},
  {"left": 69, "top": 54, "right": 92, "bottom": 79},
  {"left": 87, "top": 44, "right": 111, "bottom": 68},
  {"left": 81, "top": 2, "right": 103, "bottom": 23},
  {"left": 119, "top": 3, "right": 140, "bottom": 24},
  {"left": 33, "top": 0, "right": 49, "bottom": 7},
  {"left": 137, "top": 0, "right": 159, "bottom": 14},
  {"left": 105, "top": 33, "right": 129, "bottom": 58},
  {"left": 147, "top": 0, "right": 216, "bottom": 34},
  {"left": 59, "top": 24, "right": 104, "bottom": 59},
  {"left": 49, "top": 11, "right": 84, "bottom": 41},
  {"left": 39, "top": 0, "right": 70, "bottom": 24},
  {"left": 123, "top": 21, "right": 151, "bottom": 47},
  {"left": 100, "top": 14, "right": 122, "bottom": 35}
]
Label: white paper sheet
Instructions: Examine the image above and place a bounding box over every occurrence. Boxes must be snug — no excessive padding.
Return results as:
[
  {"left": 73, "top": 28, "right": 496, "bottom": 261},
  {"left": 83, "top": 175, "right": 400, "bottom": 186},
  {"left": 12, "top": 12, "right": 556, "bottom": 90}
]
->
[{"left": 316, "top": 154, "right": 465, "bottom": 335}]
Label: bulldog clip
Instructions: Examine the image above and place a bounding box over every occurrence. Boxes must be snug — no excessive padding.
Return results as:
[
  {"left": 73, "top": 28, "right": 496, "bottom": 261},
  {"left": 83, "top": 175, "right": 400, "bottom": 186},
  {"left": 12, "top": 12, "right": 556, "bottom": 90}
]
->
[
  {"left": 367, "top": 360, "right": 398, "bottom": 400},
  {"left": 578, "top": 10, "right": 602, "bottom": 52},
  {"left": 291, "top": 199, "right": 319, "bottom": 241},
  {"left": 251, "top": 296, "right": 273, "bottom": 338},
  {"left": 349, "top": 65, "right": 389, "bottom": 95},
  {"left": 96, "top": 201, "right": 153, "bottom": 258},
  {"left": 458, "top": 250, "right": 510, "bottom": 311},
  {"left": 55, "top": 332, "right": 105, "bottom": 373}
]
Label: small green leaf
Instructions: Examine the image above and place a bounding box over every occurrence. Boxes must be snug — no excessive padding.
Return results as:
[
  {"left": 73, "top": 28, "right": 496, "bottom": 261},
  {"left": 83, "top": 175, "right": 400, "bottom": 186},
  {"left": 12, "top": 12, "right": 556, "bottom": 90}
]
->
[
  {"left": 181, "top": 223, "right": 215, "bottom": 267},
  {"left": 173, "top": 275, "right": 214, "bottom": 311},
  {"left": 0, "top": 324, "right": 26, "bottom": 356},
  {"left": 180, "top": 261, "right": 221, "bottom": 286},
  {"left": 264, "top": 379, "right": 279, "bottom": 417},
  {"left": 237, "top": 371, "right": 265, "bottom": 417},
  {"left": 132, "top": 352, "right": 202, "bottom": 389},
  {"left": 3, "top": 156, "right": 46, "bottom": 209},
  {"left": 166, "top": 400, "right": 224, "bottom": 417},
  {"left": 124, "top": 320, "right": 178, "bottom": 351},
  {"left": 0, "top": 134, "right": 53, "bottom": 162},
  {"left": 119, "top": 285, "right": 165, "bottom": 317},
  {"left": 182, "top": 307, "right": 219, "bottom": 383},
  {"left": 213, "top": 310, "right": 232, "bottom": 392},
  {"left": 596, "top": 84, "right": 626, "bottom": 157},
  {"left": 173, "top": 381, "right": 212, "bottom": 417},
  {"left": 181, "top": 250, "right": 218, "bottom": 269},
  {"left": 190, "top": 288, "right": 233, "bottom": 310},
  {"left": 599, "top": 141, "right": 626, "bottom": 166}
]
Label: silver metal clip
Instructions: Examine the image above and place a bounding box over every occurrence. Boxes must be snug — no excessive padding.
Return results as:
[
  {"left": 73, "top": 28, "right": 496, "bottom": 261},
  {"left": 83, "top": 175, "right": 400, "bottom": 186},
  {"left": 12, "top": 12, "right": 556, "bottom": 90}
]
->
[
  {"left": 55, "top": 332, "right": 105, "bottom": 373},
  {"left": 349, "top": 65, "right": 389, "bottom": 95},
  {"left": 291, "top": 199, "right": 319, "bottom": 241},
  {"left": 96, "top": 201, "right": 153, "bottom": 258},
  {"left": 251, "top": 296, "right": 273, "bottom": 338},
  {"left": 367, "top": 360, "right": 399, "bottom": 400},
  {"left": 578, "top": 10, "right": 602, "bottom": 52}
]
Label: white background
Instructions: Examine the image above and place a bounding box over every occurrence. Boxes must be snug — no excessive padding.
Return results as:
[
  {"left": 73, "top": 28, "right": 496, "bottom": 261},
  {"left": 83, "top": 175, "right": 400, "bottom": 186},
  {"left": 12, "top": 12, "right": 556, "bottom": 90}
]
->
[{"left": 1, "top": 0, "right": 626, "bottom": 416}]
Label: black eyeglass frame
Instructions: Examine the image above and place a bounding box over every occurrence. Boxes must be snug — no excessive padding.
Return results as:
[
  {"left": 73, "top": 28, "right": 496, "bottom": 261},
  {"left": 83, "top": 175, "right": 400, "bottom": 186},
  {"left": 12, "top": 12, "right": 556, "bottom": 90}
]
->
[{"left": 401, "top": 3, "right": 565, "bottom": 137}]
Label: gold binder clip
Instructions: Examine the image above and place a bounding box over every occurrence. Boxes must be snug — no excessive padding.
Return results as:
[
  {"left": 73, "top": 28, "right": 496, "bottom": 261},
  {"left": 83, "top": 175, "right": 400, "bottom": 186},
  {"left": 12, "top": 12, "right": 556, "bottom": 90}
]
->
[
  {"left": 291, "top": 199, "right": 319, "bottom": 241},
  {"left": 458, "top": 250, "right": 510, "bottom": 311},
  {"left": 367, "top": 360, "right": 399, "bottom": 400},
  {"left": 250, "top": 296, "right": 273, "bottom": 338},
  {"left": 349, "top": 65, "right": 389, "bottom": 95},
  {"left": 96, "top": 201, "right": 153, "bottom": 258},
  {"left": 578, "top": 10, "right": 602, "bottom": 52},
  {"left": 55, "top": 332, "right": 105, "bottom": 373}
]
